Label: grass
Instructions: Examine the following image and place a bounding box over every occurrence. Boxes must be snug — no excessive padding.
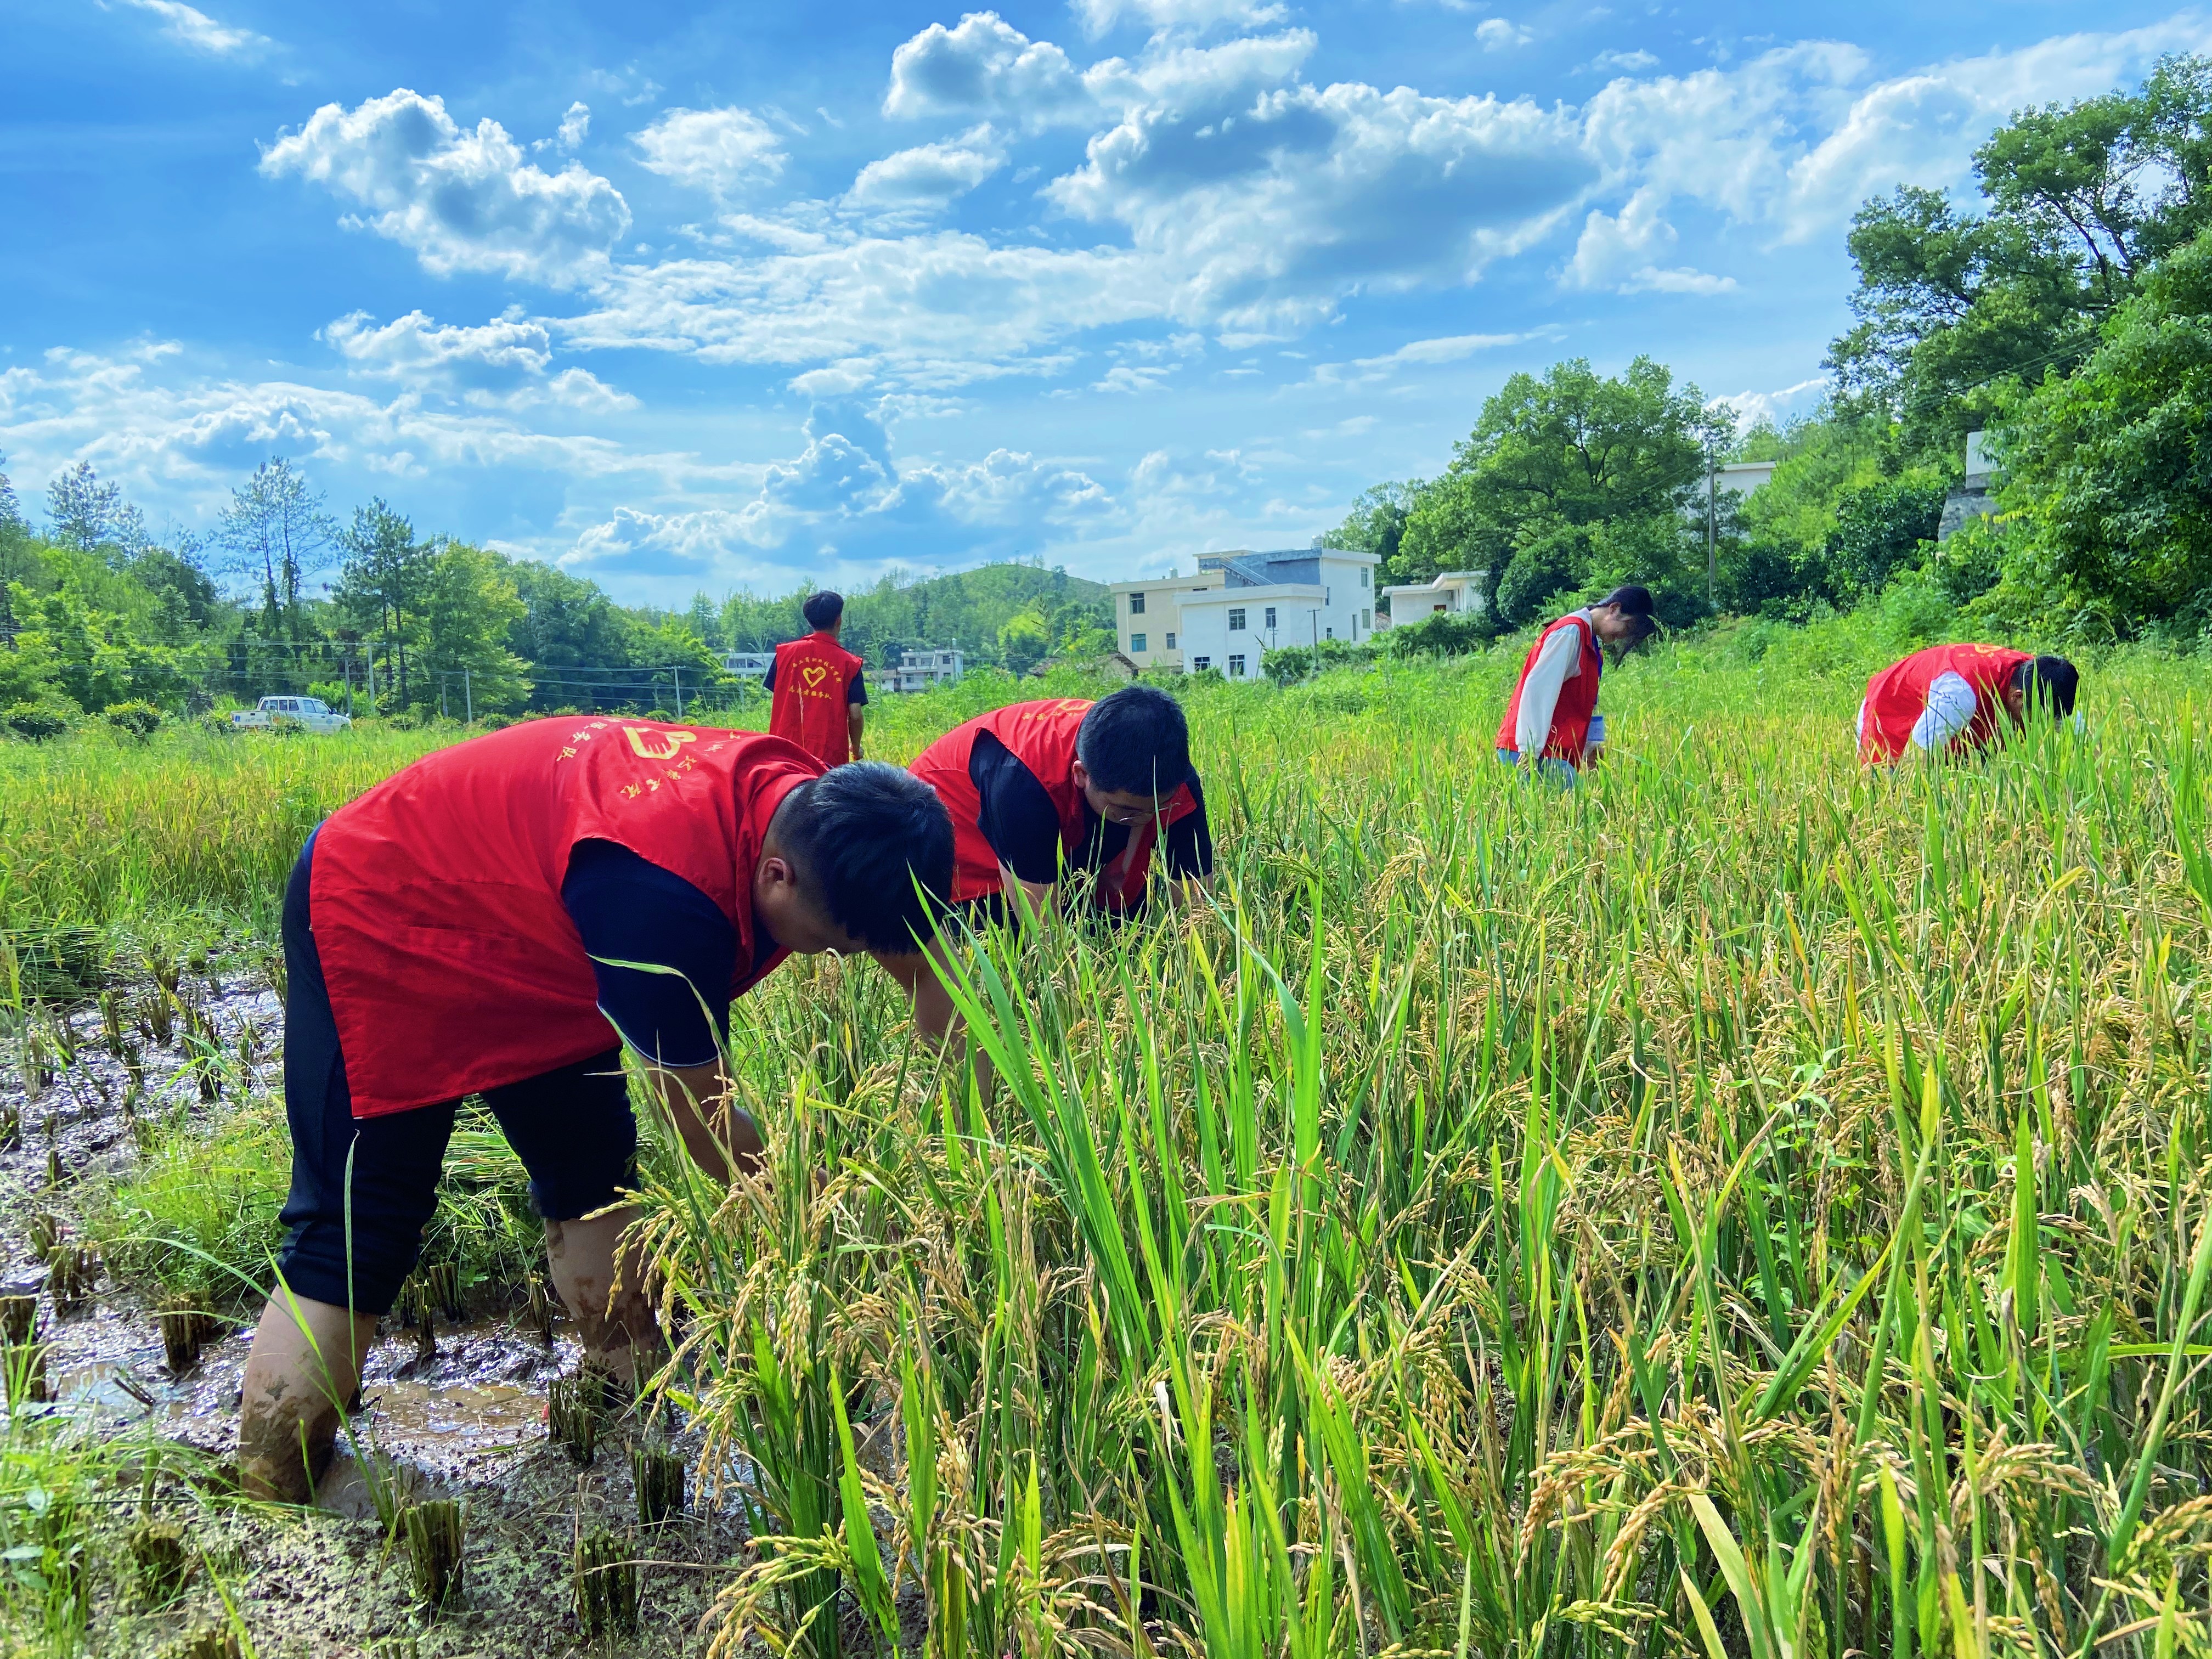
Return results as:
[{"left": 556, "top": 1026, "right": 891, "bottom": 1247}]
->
[{"left": 5, "top": 619, "right": 2212, "bottom": 1656}]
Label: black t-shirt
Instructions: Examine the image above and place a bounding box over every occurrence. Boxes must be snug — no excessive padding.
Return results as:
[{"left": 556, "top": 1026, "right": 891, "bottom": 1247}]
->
[
  {"left": 559, "top": 839, "right": 776, "bottom": 1066},
  {"left": 761, "top": 645, "right": 868, "bottom": 703},
  {"left": 966, "top": 730, "right": 1212, "bottom": 894}
]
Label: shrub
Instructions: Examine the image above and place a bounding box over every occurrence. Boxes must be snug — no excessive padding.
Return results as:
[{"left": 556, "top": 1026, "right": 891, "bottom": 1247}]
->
[
  {"left": 1383, "top": 609, "right": 1494, "bottom": 659},
  {"left": 1263, "top": 637, "right": 1376, "bottom": 683},
  {"left": 4, "top": 703, "right": 69, "bottom": 742},
  {"left": 103, "top": 701, "right": 163, "bottom": 741},
  {"left": 1493, "top": 527, "right": 1592, "bottom": 627}
]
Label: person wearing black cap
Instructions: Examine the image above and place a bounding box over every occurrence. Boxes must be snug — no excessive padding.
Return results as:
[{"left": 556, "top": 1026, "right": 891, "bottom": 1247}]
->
[{"left": 1494, "top": 584, "right": 1657, "bottom": 785}]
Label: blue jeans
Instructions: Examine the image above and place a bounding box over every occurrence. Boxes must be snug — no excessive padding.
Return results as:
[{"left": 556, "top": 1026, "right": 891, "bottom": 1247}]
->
[{"left": 1497, "top": 748, "right": 1578, "bottom": 788}]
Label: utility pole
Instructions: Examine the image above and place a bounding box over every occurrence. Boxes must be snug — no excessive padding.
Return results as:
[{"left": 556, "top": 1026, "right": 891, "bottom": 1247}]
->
[
  {"left": 1706, "top": 454, "right": 1718, "bottom": 607},
  {"left": 672, "top": 665, "right": 684, "bottom": 721},
  {"left": 462, "top": 666, "right": 472, "bottom": 724}
]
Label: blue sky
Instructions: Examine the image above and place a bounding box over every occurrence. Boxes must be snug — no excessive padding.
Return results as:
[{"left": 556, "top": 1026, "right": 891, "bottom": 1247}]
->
[{"left": 2, "top": 1, "right": 2204, "bottom": 605}]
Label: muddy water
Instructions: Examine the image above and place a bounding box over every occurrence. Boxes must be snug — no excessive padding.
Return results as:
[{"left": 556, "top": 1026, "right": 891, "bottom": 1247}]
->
[{"left": 3, "top": 973, "right": 762, "bottom": 1656}]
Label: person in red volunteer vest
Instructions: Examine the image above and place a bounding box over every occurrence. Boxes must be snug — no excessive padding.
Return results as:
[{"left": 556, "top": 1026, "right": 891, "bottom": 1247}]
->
[
  {"left": 766, "top": 590, "right": 867, "bottom": 766},
  {"left": 1495, "top": 585, "right": 1658, "bottom": 785},
  {"left": 237, "top": 718, "right": 954, "bottom": 1503},
  {"left": 902, "top": 686, "right": 1211, "bottom": 1008},
  {"left": 1856, "top": 644, "right": 2079, "bottom": 763}
]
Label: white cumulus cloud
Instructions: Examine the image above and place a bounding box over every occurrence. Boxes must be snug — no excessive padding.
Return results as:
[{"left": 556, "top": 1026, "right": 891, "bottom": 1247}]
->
[
  {"left": 260, "top": 89, "right": 631, "bottom": 286},
  {"left": 320, "top": 310, "right": 637, "bottom": 411},
  {"left": 844, "top": 127, "right": 1006, "bottom": 219},
  {"left": 884, "top": 13, "right": 1096, "bottom": 129},
  {"left": 1476, "top": 19, "right": 1533, "bottom": 50},
  {"left": 630, "top": 106, "right": 786, "bottom": 197}
]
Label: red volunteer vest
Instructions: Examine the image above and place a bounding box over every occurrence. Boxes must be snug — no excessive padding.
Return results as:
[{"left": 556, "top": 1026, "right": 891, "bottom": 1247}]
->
[
  {"left": 1859, "top": 643, "right": 2033, "bottom": 763},
  {"left": 1496, "top": 614, "right": 1603, "bottom": 764},
  {"left": 910, "top": 698, "right": 1198, "bottom": 910},
  {"left": 309, "top": 718, "right": 817, "bottom": 1117},
  {"left": 769, "top": 633, "right": 864, "bottom": 766}
]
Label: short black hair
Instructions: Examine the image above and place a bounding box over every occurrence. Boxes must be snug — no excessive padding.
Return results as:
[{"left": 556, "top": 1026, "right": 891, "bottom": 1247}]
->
[
  {"left": 1076, "top": 685, "right": 1193, "bottom": 797},
  {"left": 802, "top": 591, "right": 845, "bottom": 630},
  {"left": 2013, "top": 654, "right": 2079, "bottom": 720},
  {"left": 777, "top": 763, "right": 952, "bottom": 951}
]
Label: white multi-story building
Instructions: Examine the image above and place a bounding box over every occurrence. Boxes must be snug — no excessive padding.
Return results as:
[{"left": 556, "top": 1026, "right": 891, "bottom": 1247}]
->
[
  {"left": 1174, "top": 548, "right": 1381, "bottom": 680},
  {"left": 1379, "top": 570, "right": 1487, "bottom": 626},
  {"left": 1108, "top": 571, "right": 1227, "bottom": 669},
  {"left": 887, "top": 646, "right": 963, "bottom": 693}
]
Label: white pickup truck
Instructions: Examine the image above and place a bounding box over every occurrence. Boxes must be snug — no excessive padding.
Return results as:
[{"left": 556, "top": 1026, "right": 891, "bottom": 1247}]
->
[{"left": 229, "top": 696, "right": 353, "bottom": 733}]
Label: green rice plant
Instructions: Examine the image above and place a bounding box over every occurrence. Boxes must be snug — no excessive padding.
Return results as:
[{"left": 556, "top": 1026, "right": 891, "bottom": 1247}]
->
[
  {"left": 590, "top": 645, "right": 2212, "bottom": 1659},
  {"left": 572, "top": 1528, "right": 641, "bottom": 1643},
  {"left": 402, "top": 1498, "right": 465, "bottom": 1611}
]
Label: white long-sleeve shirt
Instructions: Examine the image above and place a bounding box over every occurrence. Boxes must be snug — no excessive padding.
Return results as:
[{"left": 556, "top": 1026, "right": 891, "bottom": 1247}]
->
[
  {"left": 1855, "top": 670, "right": 1979, "bottom": 754},
  {"left": 1515, "top": 612, "right": 1592, "bottom": 757}
]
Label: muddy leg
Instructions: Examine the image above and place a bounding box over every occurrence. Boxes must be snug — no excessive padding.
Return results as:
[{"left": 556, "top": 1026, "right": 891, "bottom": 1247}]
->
[
  {"left": 544, "top": 1207, "right": 664, "bottom": 1389},
  {"left": 238, "top": 1290, "right": 379, "bottom": 1504}
]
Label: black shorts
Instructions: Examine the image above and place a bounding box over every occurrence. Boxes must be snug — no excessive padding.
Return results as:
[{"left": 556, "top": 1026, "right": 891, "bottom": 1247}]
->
[{"left": 273, "top": 833, "right": 640, "bottom": 1315}]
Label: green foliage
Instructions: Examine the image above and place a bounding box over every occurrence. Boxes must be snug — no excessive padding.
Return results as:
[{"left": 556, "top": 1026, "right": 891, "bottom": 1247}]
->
[
  {"left": 3, "top": 703, "right": 69, "bottom": 743},
  {"left": 414, "top": 543, "right": 531, "bottom": 715},
  {"left": 1380, "top": 608, "right": 1495, "bottom": 659},
  {"left": 1492, "top": 524, "right": 1590, "bottom": 626},
  {"left": 1322, "top": 481, "right": 1424, "bottom": 584},
  {"left": 101, "top": 701, "right": 162, "bottom": 741},
  {"left": 996, "top": 605, "right": 1053, "bottom": 676},
  {"left": 1261, "top": 636, "right": 1375, "bottom": 681},
  {"left": 4, "top": 584, "right": 186, "bottom": 713},
  {"left": 1829, "top": 54, "right": 2212, "bottom": 455},
  {"left": 720, "top": 562, "right": 1112, "bottom": 673},
  {"left": 2000, "top": 222, "right": 2212, "bottom": 637}
]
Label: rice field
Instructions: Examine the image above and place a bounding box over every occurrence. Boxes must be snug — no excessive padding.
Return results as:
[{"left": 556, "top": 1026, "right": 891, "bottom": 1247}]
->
[{"left": 3, "top": 627, "right": 2211, "bottom": 1657}]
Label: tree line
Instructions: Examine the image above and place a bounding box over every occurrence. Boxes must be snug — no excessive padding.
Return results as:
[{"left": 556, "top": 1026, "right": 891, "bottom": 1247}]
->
[
  {"left": 0, "top": 459, "right": 1114, "bottom": 725},
  {"left": 1327, "top": 53, "right": 2212, "bottom": 650}
]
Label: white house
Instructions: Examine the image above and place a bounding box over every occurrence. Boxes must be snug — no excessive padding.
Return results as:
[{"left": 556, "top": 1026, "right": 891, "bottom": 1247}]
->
[
  {"left": 721, "top": 651, "right": 775, "bottom": 678},
  {"left": 1108, "top": 570, "right": 1227, "bottom": 669},
  {"left": 886, "top": 646, "right": 963, "bottom": 693},
  {"left": 1379, "top": 570, "right": 1486, "bottom": 627},
  {"left": 1175, "top": 548, "right": 1380, "bottom": 680}
]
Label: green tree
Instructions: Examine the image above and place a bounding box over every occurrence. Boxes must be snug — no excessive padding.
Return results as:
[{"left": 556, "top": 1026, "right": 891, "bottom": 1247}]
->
[
  {"left": 1402, "top": 356, "right": 1727, "bottom": 623},
  {"left": 416, "top": 543, "right": 531, "bottom": 715},
  {"left": 7, "top": 583, "right": 183, "bottom": 712},
  {"left": 45, "top": 461, "right": 122, "bottom": 554},
  {"left": 1829, "top": 54, "right": 2212, "bottom": 455},
  {"left": 334, "top": 499, "right": 435, "bottom": 709},
  {"left": 997, "top": 605, "right": 1052, "bottom": 676},
  {"left": 1997, "top": 222, "right": 2212, "bottom": 635},
  {"left": 219, "top": 459, "right": 335, "bottom": 639},
  {"left": 1323, "top": 482, "right": 1425, "bottom": 585}
]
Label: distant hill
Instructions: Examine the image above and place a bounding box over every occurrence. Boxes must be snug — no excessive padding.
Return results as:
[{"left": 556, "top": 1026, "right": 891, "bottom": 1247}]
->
[{"left": 721, "top": 562, "right": 1114, "bottom": 669}]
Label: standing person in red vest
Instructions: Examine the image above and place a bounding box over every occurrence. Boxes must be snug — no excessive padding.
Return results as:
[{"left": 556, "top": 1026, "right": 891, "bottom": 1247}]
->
[
  {"left": 1495, "top": 585, "right": 1658, "bottom": 785},
  {"left": 235, "top": 717, "right": 953, "bottom": 1504},
  {"left": 1856, "top": 644, "right": 2079, "bottom": 763},
  {"left": 766, "top": 591, "right": 867, "bottom": 766}
]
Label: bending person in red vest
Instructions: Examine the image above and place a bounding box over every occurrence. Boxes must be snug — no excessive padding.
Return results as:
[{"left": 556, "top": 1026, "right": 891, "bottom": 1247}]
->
[
  {"left": 1857, "top": 644, "right": 2079, "bottom": 763},
  {"left": 766, "top": 590, "right": 867, "bottom": 765},
  {"left": 1495, "top": 585, "right": 1658, "bottom": 785},
  {"left": 899, "top": 687, "right": 1211, "bottom": 1020},
  {"left": 237, "top": 719, "right": 953, "bottom": 1504}
]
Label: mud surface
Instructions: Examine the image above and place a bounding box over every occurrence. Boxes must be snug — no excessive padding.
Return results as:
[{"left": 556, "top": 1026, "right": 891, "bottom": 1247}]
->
[{"left": 1, "top": 972, "right": 771, "bottom": 1657}]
